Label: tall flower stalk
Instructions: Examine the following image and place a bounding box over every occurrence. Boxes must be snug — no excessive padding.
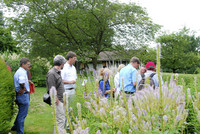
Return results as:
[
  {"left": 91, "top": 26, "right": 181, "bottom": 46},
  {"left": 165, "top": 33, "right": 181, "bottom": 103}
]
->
[
  {"left": 50, "top": 86, "right": 59, "bottom": 134},
  {"left": 77, "top": 103, "right": 84, "bottom": 129},
  {"left": 156, "top": 43, "right": 164, "bottom": 133},
  {"left": 63, "top": 93, "right": 73, "bottom": 134}
]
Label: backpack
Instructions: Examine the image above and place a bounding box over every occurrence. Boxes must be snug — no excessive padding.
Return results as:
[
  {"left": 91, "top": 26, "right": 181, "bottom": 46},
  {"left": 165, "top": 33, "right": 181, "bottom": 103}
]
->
[{"left": 138, "top": 73, "right": 156, "bottom": 90}]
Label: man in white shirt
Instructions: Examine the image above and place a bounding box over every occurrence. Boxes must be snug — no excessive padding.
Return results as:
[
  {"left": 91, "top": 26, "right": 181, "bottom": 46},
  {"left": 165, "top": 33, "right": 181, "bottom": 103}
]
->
[
  {"left": 61, "top": 51, "right": 77, "bottom": 127},
  {"left": 61, "top": 51, "right": 77, "bottom": 90}
]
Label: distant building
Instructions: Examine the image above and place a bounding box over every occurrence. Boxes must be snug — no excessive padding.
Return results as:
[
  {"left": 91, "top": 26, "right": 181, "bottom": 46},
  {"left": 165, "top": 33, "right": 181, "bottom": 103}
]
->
[{"left": 77, "top": 51, "right": 129, "bottom": 71}]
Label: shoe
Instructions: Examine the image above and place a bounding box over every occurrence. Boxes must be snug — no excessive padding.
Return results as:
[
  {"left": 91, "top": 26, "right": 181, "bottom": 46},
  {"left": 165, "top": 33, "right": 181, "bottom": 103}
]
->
[{"left": 11, "top": 126, "right": 16, "bottom": 131}]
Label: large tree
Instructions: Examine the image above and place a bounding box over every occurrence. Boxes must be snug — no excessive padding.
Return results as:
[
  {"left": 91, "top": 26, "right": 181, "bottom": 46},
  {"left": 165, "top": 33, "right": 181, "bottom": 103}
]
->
[
  {"left": 4, "top": 0, "right": 160, "bottom": 69},
  {"left": 0, "top": 10, "right": 18, "bottom": 53},
  {"left": 157, "top": 28, "right": 200, "bottom": 73}
]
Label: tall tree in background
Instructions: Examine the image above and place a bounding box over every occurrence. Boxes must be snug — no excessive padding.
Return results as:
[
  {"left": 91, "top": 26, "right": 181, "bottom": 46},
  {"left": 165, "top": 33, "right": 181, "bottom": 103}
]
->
[
  {"left": 0, "top": 10, "right": 18, "bottom": 53},
  {"left": 157, "top": 28, "right": 200, "bottom": 74},
  {"left": 4, "top": 0, "right": 160, "bottom": 69}
]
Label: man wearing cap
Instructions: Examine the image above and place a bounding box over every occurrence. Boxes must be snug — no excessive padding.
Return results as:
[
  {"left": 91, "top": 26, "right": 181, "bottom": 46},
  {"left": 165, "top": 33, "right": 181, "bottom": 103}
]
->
[
  {"left": 139, "top": 61, "right": 163, "bottom": 88},
  {"left": 119, "top": 57, "right": 140, "bottom": 96}
]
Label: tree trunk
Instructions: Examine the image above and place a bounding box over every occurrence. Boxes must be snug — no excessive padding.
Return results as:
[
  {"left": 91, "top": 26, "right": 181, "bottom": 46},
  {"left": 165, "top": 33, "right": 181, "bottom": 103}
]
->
[{"left": 92, "top": 57, "right": 98, "bottom": 70}]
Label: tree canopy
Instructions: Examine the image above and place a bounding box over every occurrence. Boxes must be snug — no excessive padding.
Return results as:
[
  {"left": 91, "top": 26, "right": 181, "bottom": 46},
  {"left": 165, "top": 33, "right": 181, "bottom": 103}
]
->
[
  {"left": 3, "top": 0, "right": 160, "bottom": 69},
  {"left": 0, "top": 11, "right": 18, "bottom": 53},
  {"left": 157, "top": 28, "right": 200, "bottom": 74}
]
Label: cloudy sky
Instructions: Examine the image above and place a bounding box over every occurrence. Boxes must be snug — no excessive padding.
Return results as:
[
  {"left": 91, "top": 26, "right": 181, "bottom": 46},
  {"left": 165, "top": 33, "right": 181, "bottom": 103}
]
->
[
  {"left": 120, "top": 0, "right": 200, "bottom": 35},
  {"left": 3, "top": 0, "right": 200, "bottom": 35},
  {"left": 2, "top": 0, "right": 200, "bottom": 48}
]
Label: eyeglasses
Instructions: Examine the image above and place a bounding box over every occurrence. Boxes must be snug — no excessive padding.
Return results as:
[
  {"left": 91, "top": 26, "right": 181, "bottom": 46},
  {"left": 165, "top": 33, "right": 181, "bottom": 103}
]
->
[{"left": 27, "top": 64, "right": 32, "bottom": 67}]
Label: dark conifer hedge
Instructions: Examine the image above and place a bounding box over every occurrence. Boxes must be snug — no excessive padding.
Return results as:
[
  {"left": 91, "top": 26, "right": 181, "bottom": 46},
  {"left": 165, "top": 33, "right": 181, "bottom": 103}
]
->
[{"left": 0, "top": 59, "right": 15, "bottom": 132}]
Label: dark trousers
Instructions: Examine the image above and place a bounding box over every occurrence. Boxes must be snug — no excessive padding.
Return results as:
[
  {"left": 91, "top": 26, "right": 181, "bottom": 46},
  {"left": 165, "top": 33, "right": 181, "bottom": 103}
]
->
[{"left": 14, "top": 94, "right": 29, "bottom": 134}]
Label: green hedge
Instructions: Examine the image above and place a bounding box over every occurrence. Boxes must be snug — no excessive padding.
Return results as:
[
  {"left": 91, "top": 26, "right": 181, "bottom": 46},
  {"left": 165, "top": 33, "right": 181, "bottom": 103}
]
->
[
  {"left": 162, "top": 73, "right": 200, "bottom": 94},
  {"left": 0, "top": 59, "right": 15, "bottom": 133}
]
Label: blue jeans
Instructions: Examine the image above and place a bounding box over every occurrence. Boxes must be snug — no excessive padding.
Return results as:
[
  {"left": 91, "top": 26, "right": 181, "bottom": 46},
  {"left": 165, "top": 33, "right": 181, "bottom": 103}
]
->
[{"left": 14, "top": 93, "right": 29, "bottom": 134}]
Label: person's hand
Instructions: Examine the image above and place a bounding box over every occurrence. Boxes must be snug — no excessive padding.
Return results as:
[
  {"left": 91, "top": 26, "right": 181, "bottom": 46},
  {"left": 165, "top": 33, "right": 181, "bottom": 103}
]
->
[
  {"left": 18, "top": 88, "right": 25, "bottom": 95},
  {"left": 56, "top": 97, "right": 59, "bottom": 105},
  {"left": 70, "top": 80, "right": 76, "bottom": 84},
  {"left": 29, "top": 80, "right": 33, "bottom": 85},
  {"left": 113, "top": 88, "right": 116, "bottom": 92}
]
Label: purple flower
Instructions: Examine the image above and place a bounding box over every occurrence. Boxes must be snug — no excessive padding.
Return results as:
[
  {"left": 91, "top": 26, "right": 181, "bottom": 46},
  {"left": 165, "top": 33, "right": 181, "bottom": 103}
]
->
[
  {"left": 175, "top": 115, "right": 181, "bottom": 121},
  {"left": 88, "top": 76, "right": 91, "bottom": 83},
  {"left": 163, "top": 115, "right": 168, "bottom": 122},
  {"left": 96, "top": 130, "right": 101, "bottom": 134},
  {"left": 117, "top": 130, "right": 121, "bottom": 134},
  {"left": 84, "top": 92, "right": 91, "bottom": 99},
  {"left": 93, "top": 69, "right": 97, "bottom": 79}
]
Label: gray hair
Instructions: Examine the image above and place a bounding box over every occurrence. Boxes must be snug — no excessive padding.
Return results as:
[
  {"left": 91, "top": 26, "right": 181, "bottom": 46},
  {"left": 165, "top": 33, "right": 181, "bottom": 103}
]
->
[
  {"left": 20, "top": 57, "right": 30, "bottom": 66},
  {"left": 53, "top": 55, "right": 66, "bottom": 66}
]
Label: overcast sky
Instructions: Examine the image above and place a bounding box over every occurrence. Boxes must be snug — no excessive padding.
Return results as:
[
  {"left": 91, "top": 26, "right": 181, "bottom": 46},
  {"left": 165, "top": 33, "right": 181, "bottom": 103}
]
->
[
  {"left": 3, "top": 0, "right": 200, "bottom": 35},
  {"left": 120, "top": 0, "right": 200, "bottom": 36},
  {"left": 2, "top": 0, "right": 200, "bottom": 48}
]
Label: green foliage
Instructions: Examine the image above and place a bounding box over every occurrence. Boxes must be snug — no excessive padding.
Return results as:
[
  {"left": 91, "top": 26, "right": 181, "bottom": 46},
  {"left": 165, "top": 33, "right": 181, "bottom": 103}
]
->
[
  {"left": 30, "top": 57, "right": 52, "bottom": 87},
  {"left": 4, "top": 0, "right": 160, "bottom": 69},
  {"left": 0, "top": 10, "right": 18, "bottom": 53},
  {"left": 0, "top": 58, "right": 15, "bottom": 133},
  {"left": 184, "top": 102, "right": 200, "bottom": 133},
  {"left": 9, "top": 73, "right": 200, "bottom": 133},
  {"left": 0, "top": 11, "right": 4, "bottom": 26},
  {"left": 0, "top": 51, "right": 22, "bottom": 73},
  {"left": 162, "top": 73, "right": 200, "bottom": 94},
  {"left": 157, "top": 28, "right": 200, "bottom": 73},
  {"left": 0, "top": 52, "right": 51, "bottom": 87},
  {"left": 0, "top": 10, "right": 19, "bottom": 53}
]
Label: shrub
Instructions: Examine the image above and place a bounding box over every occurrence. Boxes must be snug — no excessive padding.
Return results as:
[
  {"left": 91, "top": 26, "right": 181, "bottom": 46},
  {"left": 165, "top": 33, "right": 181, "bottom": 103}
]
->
[
  {"left": 0, "top": 52, "right": 51, "bottom": 87},
  {"left": 0, "top": 59, "right": 15, "bottom": 133},
  {"left": 0, "top": 51, "right": 22, "bottom": 74},
  {"left": 30, "top": 57, "right": 52, "bottom": 87}
]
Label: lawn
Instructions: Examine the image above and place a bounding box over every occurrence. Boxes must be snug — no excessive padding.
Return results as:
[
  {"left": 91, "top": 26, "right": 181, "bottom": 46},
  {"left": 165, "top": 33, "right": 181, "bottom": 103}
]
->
[{"left": 10, "top": 87, "right": 53, "bottom": 134}]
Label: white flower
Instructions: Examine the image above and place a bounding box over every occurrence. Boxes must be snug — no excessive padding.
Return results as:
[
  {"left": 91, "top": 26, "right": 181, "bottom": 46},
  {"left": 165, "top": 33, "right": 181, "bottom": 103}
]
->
[{"left": 163, "top": 115, "right": 168, "bottom": 122}]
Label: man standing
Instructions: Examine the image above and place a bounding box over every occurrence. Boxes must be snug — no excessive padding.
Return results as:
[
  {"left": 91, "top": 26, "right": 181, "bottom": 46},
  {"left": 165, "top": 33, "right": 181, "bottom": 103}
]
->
[
  {"left": 61, "top": 51, "right": 77, "bottom": 105},
  {"left": 119, "top": 57, "right": 140, "bottom": 96},
  {"left": 46, "top": 55, "right": 66, "bottom": 134},
  {"left": 11, "top": 57, "right": 31, "bottom": 134}
]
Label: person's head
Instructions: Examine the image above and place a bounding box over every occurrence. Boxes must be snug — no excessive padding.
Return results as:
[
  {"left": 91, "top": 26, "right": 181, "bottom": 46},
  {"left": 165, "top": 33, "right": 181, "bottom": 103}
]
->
[
  {"left": 99, "top": 68, "right": 112, "bottom": 81},
  {"left": 117, "top": 64, "right": 125, "bottom": 72},
  {"left": 130, "top": 57, "right": 140, "bottom": 69},
  {"left": 27, "top": 64, "right": 32, "bottom": 71},
  {"left": 66, "top": 51, "right": 77, "bottom": 65},
  {"left": 146, "top": 61, "right": 155, "bottom": 71},
  {"left": 140, "top": 65, "right": 147, "bottom": 74},
  {"left": 53, "top": 55, "right": 66, "bottom": 69},
  {"left": 20, "top": 57, "right": 30, "bottom": 70}
]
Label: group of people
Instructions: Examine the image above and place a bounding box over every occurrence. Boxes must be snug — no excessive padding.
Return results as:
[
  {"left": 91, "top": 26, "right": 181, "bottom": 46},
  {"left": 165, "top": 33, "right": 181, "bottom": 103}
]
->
[
  {"left": 11, "top": 52, "right": 163, "bottom": 134},
  {"left": 11, "top": 51, "right": 77, "bottom": 134},
  {"left": 98, "top": 56, "right": 163, "bottom": 98}
]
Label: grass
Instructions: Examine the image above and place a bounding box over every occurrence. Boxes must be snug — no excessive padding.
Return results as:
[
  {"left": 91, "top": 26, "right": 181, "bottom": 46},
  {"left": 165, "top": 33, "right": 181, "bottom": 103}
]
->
[{"left": 10, "top": 87, "right": 53, "bottom": 134}]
